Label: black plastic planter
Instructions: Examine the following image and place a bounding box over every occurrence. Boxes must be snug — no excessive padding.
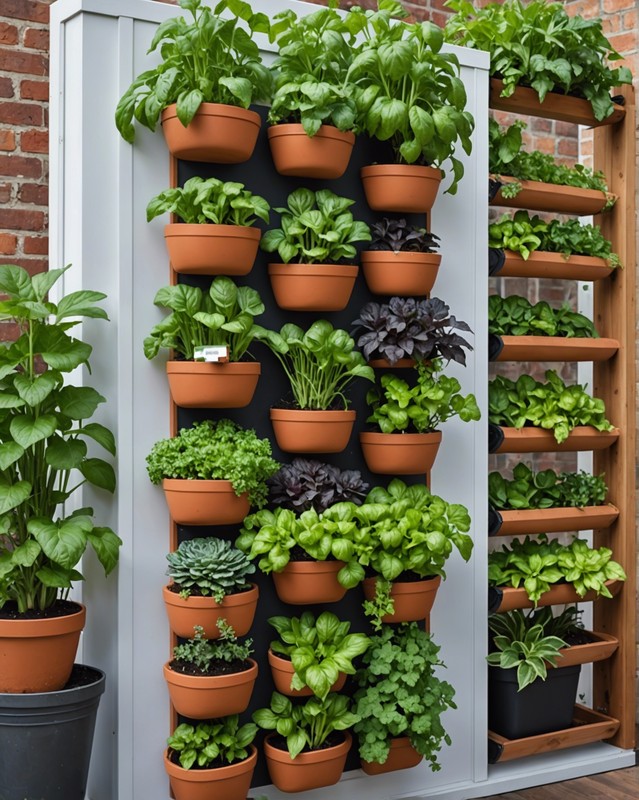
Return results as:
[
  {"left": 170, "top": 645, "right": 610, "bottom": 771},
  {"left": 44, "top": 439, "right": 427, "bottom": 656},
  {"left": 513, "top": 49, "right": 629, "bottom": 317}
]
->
[
  {"left": 488, "top": 663, "right": 581, "bottom": 740},
  {"left": 0, "top": 664, "right": 105, "bottom": 800}
]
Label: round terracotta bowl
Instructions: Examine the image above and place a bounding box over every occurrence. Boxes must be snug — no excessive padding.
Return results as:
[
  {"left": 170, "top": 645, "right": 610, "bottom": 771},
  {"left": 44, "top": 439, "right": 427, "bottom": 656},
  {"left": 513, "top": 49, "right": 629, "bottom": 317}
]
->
[
  {"left": 268, "top": 124, "right": 356, "bottom": 179},
  {"left": 164, "top": 745, "right": 257, "bottom": 800},
  {"left": 361, "top": 251, "right": 441, "bottom": 297},
  {"left": 162, "top": 479, "right": 250, "bottom": 526},
  {"left": 361, "top": 737, "right": 423, "bottom": 775},
  {"left": 267, "top": 649, "right": 347, "bottom": 697},
  {"left": 163, "top": 224, "right": 261, "bottom": 275},
  {"left": 360, "top": 431, "right": 442, "bottom": 475},
  {"left": 368, "top": 358, "right": 416, "bottom": 369},
  {"left": 361, "top": 165, "right": 442, "bottom": 213},
  {"left": 162, "top": 584, "right": 259, "bottom": 639},
  {"left": 268, "top": 264, "right": 358, "bottom": 312},
  {"left": 166, "top": 361, "right": 260, "bottom": 409},
  {"left": 163, "top": 659, "right": 258, "bottom": 719},
  {"left": 272, "top": 561, "right": 347, "bottom": 605},
  {"left": 363, "top": 575, "right": 442, "bottom": 623},
  {"left": 270, "top": 409, "right": 356, "bottom": 454},
  {"left": 263, "top": 732, "right": 352, "bottom": 793}
]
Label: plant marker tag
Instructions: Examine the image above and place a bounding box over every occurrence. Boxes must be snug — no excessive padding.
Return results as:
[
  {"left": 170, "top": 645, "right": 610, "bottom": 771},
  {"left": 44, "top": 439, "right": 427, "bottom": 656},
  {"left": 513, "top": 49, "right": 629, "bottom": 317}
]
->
[{"left": 193, "top": 345, "right": 229, "bottom": 363}]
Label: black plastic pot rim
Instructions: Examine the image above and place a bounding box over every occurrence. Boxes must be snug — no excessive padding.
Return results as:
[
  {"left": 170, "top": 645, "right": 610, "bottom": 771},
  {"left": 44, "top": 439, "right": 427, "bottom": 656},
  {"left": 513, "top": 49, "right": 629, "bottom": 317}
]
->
[{"left": 0, "top": 664, "right": 105, "bottom": 708}]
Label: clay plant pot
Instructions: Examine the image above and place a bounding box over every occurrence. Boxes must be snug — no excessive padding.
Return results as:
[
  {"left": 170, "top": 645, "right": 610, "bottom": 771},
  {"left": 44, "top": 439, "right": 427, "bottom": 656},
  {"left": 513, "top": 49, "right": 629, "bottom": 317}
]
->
[
  {"left": 270, "top": 409, "right": 356, "bottom": 454},
  {"left": 360, "top": 431, "right": 442, "bottom": 475},
  {"left": 268, "top": 124, "right": 355, "bottom": 179},
  {"left": 267, "top": 649, "right": 347, "bottom": 697},
  {"left": 361, "top": 736, "right": 423, "bottom": 775},
  {"left": 363, "top": 575, "right": 441, "bottom": 624},
  {"left": 162, "top": 479, "right": 250, "bottom": 526},
  {"left": 163, "top": 224, "right": 261, "bottom": 276},
  {"left": 490, "top": 426, "right": 620, "bottom": 454},
  {"left": 491, "top": 335, "right": 619, "bottom": 363},
  {"left": 268, "top": 264, "right": 359, "bottom": 312},
  {"left": 166, "top": 361, "right": 261, "bottom": 408},
  {"left": 361, "top": 251, "right": 441, "bottom": 297},
  {"left": 163, "top": 659, "right": 258, "bottom": 719},
  {"left": 495, "top": 250, "right": 614, "bottom": 282},
  {"left": 490, "top": 176, "right": 611, "bottom": 216},
  {"left": 0, "top": 603, "right": 86, "bottom": 693},
  {"left": 263, "top": 731, "right": 352, "bottom": 793},
  {"left": 272, "top": 561, "right": 347, "bottom": 605},
  {"left": 555, "top": 631, "right": 619, "bottom": 669},
  {"left": 361, "top": 165, "right": 442, "bottom": 214},
  {"left": 492, "top": 579, "right": 623, "bottom": 613},
  {"left": 161, "top": 103, "right": 261, "bottom": 163},
  {"left": 368, "top": 358, "right": 417, "bottom": 369},
  {"left": 492, "top": 504, "right": 620, "bottom": 537},
  {"left": 162, "top": 584, "right": 259, "bottom": 640},
  {"left": 164, "top": 744, "right": 257, "bottom": 800}
]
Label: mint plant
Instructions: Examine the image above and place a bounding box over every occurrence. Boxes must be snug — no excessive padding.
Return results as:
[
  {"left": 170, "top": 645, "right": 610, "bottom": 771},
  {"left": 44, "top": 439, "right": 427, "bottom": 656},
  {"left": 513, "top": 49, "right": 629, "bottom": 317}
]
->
[
  {"left": 167, "top": 716, "right": 257, "bottom": 770},
  {"left": 171, "top": 621, "right": 252, "bottom": 674},
  {"left": 489, "top": 295, "right": 599, "bottom": 338},
  {"left": 489, "top": 465, "right": 608, "bottom": 510},
  {"left": 165, "top": 537, "right": 255, "bottom": 601}
]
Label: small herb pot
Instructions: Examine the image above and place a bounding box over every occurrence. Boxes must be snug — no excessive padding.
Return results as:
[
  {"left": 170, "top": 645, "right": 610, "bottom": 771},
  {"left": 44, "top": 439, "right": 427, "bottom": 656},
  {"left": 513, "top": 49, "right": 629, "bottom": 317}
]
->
[
  {"left": 162, "top": 479, "right": 250, "bottom": 526},
  {"left": 166, "top": 361, "right": 261, "bottom": 409},
  {"left": 263, "top": 732, "right": 352, "bottom": 793},
  {"left": 363, "top": 575, "right": 441, "bottom": 624},
  {"left": 359, "top": 431, "right": 442, "bottom": 475},
  {"left": 162, "top": 584, "right": 259, "bottom": 640},
  {"left": 268, "top": 124, "right": 355, "bottom": 179},
  {"left": 267, "top": 649, "right": 347, "bottom": 697},
  {"left": 268, "top": 264, "right": 358, "bottom": 312},
  {"left": 361, "top": 251, "right": 441, "bottom": 297},
  {"left": 361, "top": 736, "right": 423, "bottom": 775},
  {"left": 163, "top": 223, "right": 261, "bottom": 275},
  {"left": 272, "top": 561, "right": 347, "bottom": 605},
  {"left": 270, "top": 409, "right": 356, "bottom": 454},
  {"left": 361, "top": 165, "right": 442, "bottom": 214},
  {"left": 163, "top": 659, "right": 258, "bottom": 719},
  {"left": 164, "top": 745, "right": 257, "bottom": 800}
]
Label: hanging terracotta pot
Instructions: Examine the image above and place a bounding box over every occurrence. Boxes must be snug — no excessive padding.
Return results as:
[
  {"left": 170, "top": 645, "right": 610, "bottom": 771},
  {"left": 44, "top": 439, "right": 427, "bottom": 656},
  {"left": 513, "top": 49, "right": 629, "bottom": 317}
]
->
[
  {"left": 270, "top": 409, "right": 356, "bottom": 454},
  {"left": 368, "top": 358, "right": 416, "bottom": 369},
  {"left": 161, "top": 103, "right": 261, "bottom": 163},
  {"left": 361, "top": 165, "right": 442, "bottom": 213},
  {"left": 359, "top": 431, "right": 442, "bottom": 475},
  {"left": 268, "top": 264, "right": 359, "bottom": 312},
  {"left": 0, "top": 603, "right": 86, "bottom": 693},
  {"left": 268, "top": 124, "right": 355, "bottom": 179},
  {"left": 166, "top": 361, "right": 261, "bottom": 408},
  {"left": 491, "top": 426, "right": 620, "bottom": 454},
  {"left": 164, "top": 224, "right": 261, "bottom": 276},
  {"left": 361, "top": 251, "right": 441, "bottom": 296},
  {"left": 163, "top": 659, "right": 258, "bottom": 719},
  {"left": 490, "top": 176, "right": 611, "bottom": 216},
  {"left": 162, "top": 479, "right": 250, "bottom": 526},
  {"left": 361, "top": 736, "right": 423, "bottom": 775},
  {"left": 164, "top": 745, "right": 257, "bottom": 800},
  {"left": 363, "top": 575, "right": 441, "bottom": 624},
  {"left": 272, "top": 560, "right": 347, "bottom": 605},
  {"left": 162, "top": 583, "right": 259, "bottom": 639},
  {"left": 267, "top": 649, "right": 347, "bottom": 697},
  {"left": 263, "top": 732, "right": 352, "bottom": 793},
  {"left": 492, "top": 579, "right": 623, "bottom": 613}
]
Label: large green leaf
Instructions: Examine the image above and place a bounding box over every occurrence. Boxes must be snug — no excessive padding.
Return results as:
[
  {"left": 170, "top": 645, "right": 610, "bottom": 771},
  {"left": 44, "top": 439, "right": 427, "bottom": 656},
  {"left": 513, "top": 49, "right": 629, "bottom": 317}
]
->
[
  {"left": 57, "top": 386, "right": 105, "bottom": 420},
  {"left": 36, "top": 564, "right": 83, "bottom": 588},
  {"left": 10, "top": 413, "right": 57, "bottom": 448},
  {"left": 87, "top": 527, "right": 122, "bottom": 575},
  {"left": 78, "top": 423, "right": 116, "bottom": 456},
  {"left": 31, "top": 268, "right": 68, "bottom": 303},
  {"left": 0, "top": 265, "right": 35, "bottom": 300},
  {"left": 28, "top": 516, "right": 92, "bottom": 569},
  {"left": 13, "top": 371, "right": 59, "bottom": 407},
  {"left": 45, "top": 436, "right": 87, "bottom": 470},
  {"left": 35, "top": 327, "right": 92, "bottom": 371},
  {"left": 55, "top": 290, "right": 109, "bottom": 322},
  {"left": 0, "top": 441, "right": 24, "bottom": 470},
  {"left": 79, "top": 458, "right": 116, "bottom": 493},
  {"left": 0, "top": 480, "right": 31, "bottom": 514}
]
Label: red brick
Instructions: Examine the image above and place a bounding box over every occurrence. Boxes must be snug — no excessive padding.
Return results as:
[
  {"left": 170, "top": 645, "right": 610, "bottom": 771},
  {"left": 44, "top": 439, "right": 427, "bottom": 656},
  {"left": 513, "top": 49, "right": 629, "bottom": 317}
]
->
[
  {"left": 23, "top": 28, "right": 48, "bottom": 51},
  {"left": 531, "top": 135, "right": 556, "bottom": 154},
  {"left": 0, "top": 183, "right": 11, "bottom": 203},
  {"left": 23, "top": 235, "right": 47, "bottom": 254},
  {"left": 20, "top": 79, "right": 47, "bottom": 101},
  {"left": 555, "top": 121, "right": 578, "bottom": 137},
  {"left": 531, "top": 118, "right": 552, "bottom": 133},
  {"left": 608, "top": 32, "right": 637, "bottom": 55},
  {"left": 603, "top": 0, "right": 635, "bottom": 12},
  {"left": 0, "top": 257, "right": 47, "bottom": 275},
  {"left": 0, "top": 1, "right": 49, "bottom": 24},
  {"left": 20, "top": 128, "right": 47, "bottom": 153},
  {"left": 0, "top": 208, "right": 45, "bottom": 231},
  {"left": 0, "top": 101, "right": 42, "bottom": 126},
  {"left": 0, "top": 77, "right": 13, "bottom": 98},
  {"left": 0, "top": 130, "right": 16, "bottom": 151},
  {"left": 0, "top": 233, "right": 17, "bottom": 255},
  {"left": 558, "top": 137, "right": 579, "bottom": 157},
  {"left": 0, "top": 322, "right": 20, "bottom": 341},
  {"left": 18, "top": 182, "right": 47, "bottom": 204},
  {"left": 0, "top": 47, "right": 48, "bottom": 77},
  {"left": 0, "top": 23, "right": 19, "bottom": 46},
  {"left": 0, "top": 154, "right": 42, "bottom": 178}
]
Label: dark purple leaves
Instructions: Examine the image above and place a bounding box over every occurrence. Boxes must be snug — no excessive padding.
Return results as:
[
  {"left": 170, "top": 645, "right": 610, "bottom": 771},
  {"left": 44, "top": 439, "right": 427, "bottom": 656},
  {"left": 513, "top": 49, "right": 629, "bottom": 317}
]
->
[
  {"left": 268, "top": 459, "right": 369, "bottom": 513},
  {"left": 369, "top": 218, "right": 440, "bottom": 253}
]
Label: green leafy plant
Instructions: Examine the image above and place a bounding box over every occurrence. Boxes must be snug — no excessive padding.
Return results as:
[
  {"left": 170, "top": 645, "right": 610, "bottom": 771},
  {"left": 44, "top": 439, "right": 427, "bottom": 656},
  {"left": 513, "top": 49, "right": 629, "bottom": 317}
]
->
[
  {"left": 489, "top": 464, "right": 608, "bottom": 510},
  {"left": 167, "top": 716, "right": 257, "bottom": 770},
  {"left": 258, "top": 320, "right": 374, "bottom": 410},
  {"left": 115, "top": 0, "right": 272, "bottom": 142},
  {"left": 269, "top": 611, "right": 370, "bottom": 700},
  {"left": 165, "top": 537, "right": 255, "bottom": 601},
  {"left": 353, "top": 623, "right": 456, "bottom": 768},
  {"left": 253, "top": 691, "right": 359, "bottom": 759},
  {"left": 489, "top": 370, "right": 614, "bottom": 443},
  {"left": 171, "top": 621, "right": 252, "bottom": 674},
  {"left": 444, "top": 0, "right": 632, "bottom": 121},
  {"left": 145, "top": 419, "right": 279, "bottom": 508},
  {"left": 0, "top": 264, "right": 121, "bottom": 613},
  {"left": 143, "top": 278, "right": 270, "bottom": 362},
  {"left": 347, "top": 2, "right": 474, "bottom": 194},
  {"left": 489, "top": 295, "right": 598, "bottom": 338},
  {"left": 260, "top": 188, "right": 371, "bottom": 264},
  {"left": 366, "top": 360, "right": 481, "bottom": 434},
  {"left": 146, "top": 177, "right": 270, "bottom": 226},
  {"left": 488, "top": 211, "right": 546, "bottom": 260}
]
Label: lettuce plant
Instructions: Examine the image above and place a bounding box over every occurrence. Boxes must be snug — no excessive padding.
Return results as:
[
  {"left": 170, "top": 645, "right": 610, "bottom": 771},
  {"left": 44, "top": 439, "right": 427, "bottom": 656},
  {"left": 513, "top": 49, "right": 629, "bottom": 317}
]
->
[
  {"left": 489, "top": 295, "right": 599, "bottom": 338},
  {"left": 268, "top": 459, "right": 369, "bottom": 513},
  {"left": 489, "top": 464, "right": 608, "bottom": 510},
  {"left": 167, "top": 716, "right": 257, "bottom": 770},
  {"left": 165, "top": 537, "right": 255, "bottom": 601}
]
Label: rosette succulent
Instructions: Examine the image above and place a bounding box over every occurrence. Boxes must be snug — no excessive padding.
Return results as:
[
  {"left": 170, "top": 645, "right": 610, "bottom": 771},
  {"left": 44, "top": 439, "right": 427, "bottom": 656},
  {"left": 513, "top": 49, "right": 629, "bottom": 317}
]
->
[{"left": 166, "top": 537, "right": 255, "bottom": 601}]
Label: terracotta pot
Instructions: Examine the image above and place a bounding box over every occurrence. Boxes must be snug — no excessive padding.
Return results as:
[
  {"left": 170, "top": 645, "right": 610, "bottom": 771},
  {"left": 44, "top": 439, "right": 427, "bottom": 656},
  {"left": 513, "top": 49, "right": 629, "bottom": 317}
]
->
[
  {"left": 166, "top": 361, "right": 260, "bottom": 408},
  {"left": 163, "top": 659, "right": 258, "bottom": 719},
  {"left": 492, "top": 335, "right": 619, "bottom": 363},
  {"left": 493, "top": 579, "right": 623, "bottom": 613},
  {"left": 162, "top": 479, "right": 250, "bottom": 526},
  {"left": 162, "top": 583, "right": 259, "bottom": 639},
  {"left": 368, "top": 358, "right": 416, "bottom": 369},
  {"left": 496, "top": 250, "right": 614, "bottom": 282},
  {"left": 360, "top": 431, "right": 442, "bottom": 475},
  {"left": 361, "top": 165, "right": 442, "bottom": 213},
  {"left": 268, "top": 264, "right": 358, "bottom": 312},
  {"left": 270, "top": 409, "right": 356, "bottom": 454},
  {"left": 491, "top": 426, "right": 620, "bottom": 454},
  {"left": 272, "top": 560, "right": 347, "bottom": 605},
  {"left": 361, "top": 737, "right": 423, "bottom": 775},
  {"left": 361, "top": 251, "right": 441, "bottom": 296},
  {"left": 263, "top": 732, "right": 352, "bottom": 793},
  {"left": 490, "top": 176, "right": 611, "bottom": 216},
  {"left": 268, "top": 124, "right": 355, "bottom": 179},
  {"left": 163, "top": 224, "right": 261, "bottom": 275},
  {"left": 363, "top": 575, "right": 441, "bottom": 624},
  {"left": 267, "top": 649, "right": 347, "bottom": 697},
  {"left": 0, "top": 603, "right": 86, "bottom": 693},
  {"left": 161, "top": 103, "right": 261, "bottom": 163},
  {"left": 554, "top": 632, "right": 619, "bottom": 669},
  {"left": 164, "top": 745, "right": 257, "bottom": 800},
  {"left": 494, "top": 505, "right": 620, "bottom": 537}
]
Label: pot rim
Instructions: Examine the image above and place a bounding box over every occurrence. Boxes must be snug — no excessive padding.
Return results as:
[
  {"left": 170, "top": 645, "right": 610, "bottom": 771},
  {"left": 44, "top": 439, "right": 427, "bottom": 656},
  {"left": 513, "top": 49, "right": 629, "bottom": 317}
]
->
[
  {"left": 267, "top": 124, "right": 355, "bottom": 144},
  {"left": 164, "top": 223, "right": 261, "bottom": 239},
  {"left": 0, "top": 602, "right": 86, "bottom": 637},
  {"left": 264, "top": 731, "right": 352, "bottom": 765},
  {"left": 359, "top": 430, "right": 442, "bottom": 443},
  {"left": 268, "top": 263, "right": 359, "bottom": 276},
  {"left": 163, "top": 658, "right": 258, "bottom": 689},
  {"left": 166, "top": 361, "right": 261, "bottom": 375},
  {"left": 164, "top": 744, "right": 258, "bottom": 782},
  {"left": 361, "top": 250, "right": 442, "bottom": 264},
  {"left": 162, "top": 583, "right": 259, "bottom": 608},
  {"left": 162, "top": 478, "right": 243, "bottom": 494},
  {"left": 161, "top": 103, "right": 261, "bottom": 125},
  {"left": 361, "top": 164, "right": 442, "bottom": 179},
  {"left": 270, "top": 408, "right": 356, "bottom": 421}
]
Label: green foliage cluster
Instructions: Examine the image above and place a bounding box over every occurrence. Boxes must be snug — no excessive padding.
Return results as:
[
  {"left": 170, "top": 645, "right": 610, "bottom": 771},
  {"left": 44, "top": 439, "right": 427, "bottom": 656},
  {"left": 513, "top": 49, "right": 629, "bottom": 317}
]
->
[
  {"left": 0, "top": 265, "right": 121, "bottom": 612},
  {"left": 488, "top": 534, "right": 626, "bottom": 604},
  {"left": 167, "top": 716, "right": 257, "bottom": 771},
  {"left": 165, "top": 537, "right": 255, "bottom": 601},
  {"left": 269, "top": 611, "right": 370, "bottom": 700},
  {"left": 145, "top": 419, "right": 279, "bottom": 508},
  {"left": 489, "top": 370, "right": 614, "bottom": 444},
  {"left": 488, "top": 295, "right": 598, "bottom": 338},
  {"left": 260, "top": 188, "right": 371, "bottom": 264},
  {"left": 366, "top": 359, "right": 481, "bottom": 434},
  {"left": 489, "top": 464, "right": 608, "bottom": 510},
  {"left": 172, "top": 621, "right": 252, "bottom": 673},
  {"left": 146, "top": 177, "right": 270, "bottom": 227},
  {"left": 353, "top": 623, "right": 455, "bottom": 768},
  {"left": 444, "top": 0, "right": 632, "bottom": 121}
]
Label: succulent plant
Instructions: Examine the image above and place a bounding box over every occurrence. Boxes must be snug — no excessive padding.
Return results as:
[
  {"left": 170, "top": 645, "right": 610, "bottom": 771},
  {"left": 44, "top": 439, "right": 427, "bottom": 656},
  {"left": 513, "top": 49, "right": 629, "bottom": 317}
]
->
[
  {"left": 166, "top": 537, "right": 256, "bottom": 602},
  {"left": 369, "top": 218, "right": 440, "bottom": 253},
  {"left": 268, "top": 459, "right": 369, "bottom": 514}
]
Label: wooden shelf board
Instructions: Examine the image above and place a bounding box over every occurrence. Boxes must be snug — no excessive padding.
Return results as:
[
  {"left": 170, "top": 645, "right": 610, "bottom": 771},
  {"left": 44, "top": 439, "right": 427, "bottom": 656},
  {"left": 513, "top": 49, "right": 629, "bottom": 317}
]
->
[
  {"left": 491, "top": 335, "right": 619, "bottom": 363},
  {"left": 490, "top": 249, "right": 615, "bottom": 281},
  {"left": 490, "top": 426, "right": 620, "bottom": 454},
  {"left": 490, "top": 176, "right": 613, "bottom": 216},
  {"left": 490, "top": 504, "right": 620, "bottom": 536}
]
